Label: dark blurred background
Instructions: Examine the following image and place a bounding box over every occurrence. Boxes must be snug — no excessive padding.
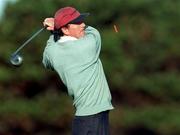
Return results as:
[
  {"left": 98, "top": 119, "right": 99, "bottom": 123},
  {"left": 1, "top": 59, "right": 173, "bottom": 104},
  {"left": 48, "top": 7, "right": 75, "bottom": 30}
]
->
[{"left": 0, "top": 0, "right": 180, "bottom": 135}]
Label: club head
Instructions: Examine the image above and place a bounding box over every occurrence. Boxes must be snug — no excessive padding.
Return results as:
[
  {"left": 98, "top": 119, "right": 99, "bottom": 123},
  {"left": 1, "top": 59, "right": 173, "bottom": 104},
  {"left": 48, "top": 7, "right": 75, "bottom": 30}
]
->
[{"left": 10, "top": 54, "right": 23, "bottom": 66}]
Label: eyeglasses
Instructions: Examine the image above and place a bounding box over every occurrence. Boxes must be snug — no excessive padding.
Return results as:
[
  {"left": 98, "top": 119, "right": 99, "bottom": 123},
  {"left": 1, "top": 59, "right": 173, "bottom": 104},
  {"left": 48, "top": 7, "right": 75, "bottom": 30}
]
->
[
  {"left": 68, "top": 20, "right": 84, "bottom": 25},
  {"left": 61, "top": 21, "right": 84, "bottom": 28}
]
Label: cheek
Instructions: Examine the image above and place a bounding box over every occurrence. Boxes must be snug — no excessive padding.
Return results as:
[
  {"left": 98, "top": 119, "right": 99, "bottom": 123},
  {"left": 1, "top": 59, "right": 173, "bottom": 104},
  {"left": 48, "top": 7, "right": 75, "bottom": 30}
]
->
[
  {"left": 74, "top": 31, "right": 80, "bottom": 37},
  {"left": 75, "top": 29, "right": 82, "bottom": 37},
  {"left": 68, "top": 29, "right": 76, "bottom": 36},
  {"left": 68, "top": 26, "right": 83, "bottom": 38}
]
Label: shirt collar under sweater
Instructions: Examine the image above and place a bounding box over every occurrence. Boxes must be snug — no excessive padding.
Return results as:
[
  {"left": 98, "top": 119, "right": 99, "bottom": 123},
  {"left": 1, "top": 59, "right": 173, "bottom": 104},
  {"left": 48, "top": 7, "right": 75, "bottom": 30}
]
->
[{"left": 58, "top": 36, "right": 77, "bottom": 43}]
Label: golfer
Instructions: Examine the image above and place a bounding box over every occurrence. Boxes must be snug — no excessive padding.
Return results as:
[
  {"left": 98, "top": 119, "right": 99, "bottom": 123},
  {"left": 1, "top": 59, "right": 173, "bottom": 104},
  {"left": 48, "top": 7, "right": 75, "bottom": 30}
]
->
[{"left": 42, "top": 6, "right": 114, "bottom": 135}]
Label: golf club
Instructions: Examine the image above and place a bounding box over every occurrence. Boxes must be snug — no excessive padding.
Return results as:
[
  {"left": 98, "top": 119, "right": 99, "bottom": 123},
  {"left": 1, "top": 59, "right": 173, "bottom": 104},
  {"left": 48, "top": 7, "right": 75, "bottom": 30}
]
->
[{"left": 10, "top": 27, "right": 45, "bottom": 66}]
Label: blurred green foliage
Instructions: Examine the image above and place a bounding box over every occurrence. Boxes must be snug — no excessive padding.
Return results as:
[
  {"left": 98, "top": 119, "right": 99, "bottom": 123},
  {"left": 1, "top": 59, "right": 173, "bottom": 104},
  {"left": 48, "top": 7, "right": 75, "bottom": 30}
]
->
[{"left": 0, "top": 0, "right": 180, "bottom": 135}]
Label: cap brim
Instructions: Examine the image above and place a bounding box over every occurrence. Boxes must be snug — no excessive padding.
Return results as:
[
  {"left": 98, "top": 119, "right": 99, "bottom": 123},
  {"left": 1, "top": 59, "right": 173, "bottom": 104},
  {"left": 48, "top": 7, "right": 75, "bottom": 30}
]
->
[{"left": 69, "top": 13, "right": 90, "bottom": 24}]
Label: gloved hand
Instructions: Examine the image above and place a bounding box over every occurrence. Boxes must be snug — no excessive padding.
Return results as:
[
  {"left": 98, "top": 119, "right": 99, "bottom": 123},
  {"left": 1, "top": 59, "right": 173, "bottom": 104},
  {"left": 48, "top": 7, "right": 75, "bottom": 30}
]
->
[{"left": 43, "top": 18, "right": 54, "bottom": 30}]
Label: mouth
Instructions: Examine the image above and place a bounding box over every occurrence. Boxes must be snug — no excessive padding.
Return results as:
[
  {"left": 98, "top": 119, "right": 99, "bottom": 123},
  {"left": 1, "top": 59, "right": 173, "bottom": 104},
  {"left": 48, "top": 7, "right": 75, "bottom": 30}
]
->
[
  {"left": 81, "top": 29, "right": 85, "bottom": 33},
  {"left": 81, "top": 31, "right": 84, "bottom": 35},
  {"left": 80, "top": 30, "right": 85, "bottom": 37}
]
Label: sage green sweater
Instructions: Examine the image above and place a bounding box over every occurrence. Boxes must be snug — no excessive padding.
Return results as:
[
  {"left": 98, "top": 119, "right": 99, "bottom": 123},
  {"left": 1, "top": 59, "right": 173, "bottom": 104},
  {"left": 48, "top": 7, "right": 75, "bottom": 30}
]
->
[{"left": 42, "top": 26, "right": 114, "bottom": 116}]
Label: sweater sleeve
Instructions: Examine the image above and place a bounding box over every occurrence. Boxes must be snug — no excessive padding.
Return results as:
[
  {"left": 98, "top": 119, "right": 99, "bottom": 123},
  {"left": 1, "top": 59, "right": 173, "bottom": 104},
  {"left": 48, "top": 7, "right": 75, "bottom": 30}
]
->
[
  {"left": 85, "top": 26, "right": 101, "bottom": 56},
  {"left": 42, "top": 36, "right": 54, "bottom": 70},
  {"left": 85, "top": 26, "right": 101, "bottom": 38},
  {"left": 85, "top": 26, "right": 101, "bottom": 46}
]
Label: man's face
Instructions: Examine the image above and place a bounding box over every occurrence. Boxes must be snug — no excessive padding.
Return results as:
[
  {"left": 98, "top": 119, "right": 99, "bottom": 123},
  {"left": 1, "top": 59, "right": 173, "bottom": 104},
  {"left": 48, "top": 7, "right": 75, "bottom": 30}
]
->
[{"left": 62, "top": 22, "right": 86, "bottom": 39}]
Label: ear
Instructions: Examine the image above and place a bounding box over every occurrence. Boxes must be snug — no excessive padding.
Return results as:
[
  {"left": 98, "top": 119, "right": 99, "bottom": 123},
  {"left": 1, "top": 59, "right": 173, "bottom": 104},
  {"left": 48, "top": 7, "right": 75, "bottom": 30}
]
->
[{"left": 61, "top": 27, "right": 69, "bottom": 35}]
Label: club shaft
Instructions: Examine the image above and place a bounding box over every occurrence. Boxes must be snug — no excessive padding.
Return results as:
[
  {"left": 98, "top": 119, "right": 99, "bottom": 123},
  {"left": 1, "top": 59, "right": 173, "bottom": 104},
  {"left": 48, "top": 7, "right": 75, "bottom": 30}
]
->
[{"left": 13, "top": 27, "right": 45, "bottom": 55}]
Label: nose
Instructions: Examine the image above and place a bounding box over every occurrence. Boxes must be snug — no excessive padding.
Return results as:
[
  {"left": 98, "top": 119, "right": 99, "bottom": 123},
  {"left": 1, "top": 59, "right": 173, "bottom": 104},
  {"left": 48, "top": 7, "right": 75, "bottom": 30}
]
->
[{"left": 80, "top": 22, "right": 85, "bottom": 28}]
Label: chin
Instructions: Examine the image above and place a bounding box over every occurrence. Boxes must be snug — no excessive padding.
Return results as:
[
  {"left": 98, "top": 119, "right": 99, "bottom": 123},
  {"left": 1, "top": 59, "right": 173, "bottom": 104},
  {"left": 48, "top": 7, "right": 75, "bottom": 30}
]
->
[{"left": 78, "top": 33, "right": 85, "bottom": 38}]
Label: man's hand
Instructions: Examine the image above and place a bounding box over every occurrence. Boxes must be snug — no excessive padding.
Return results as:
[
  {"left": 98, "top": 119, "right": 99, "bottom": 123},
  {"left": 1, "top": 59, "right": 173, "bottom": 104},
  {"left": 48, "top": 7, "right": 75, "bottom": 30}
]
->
[{"left": 43, "top": 18, "right": 54, "bottom": 31}]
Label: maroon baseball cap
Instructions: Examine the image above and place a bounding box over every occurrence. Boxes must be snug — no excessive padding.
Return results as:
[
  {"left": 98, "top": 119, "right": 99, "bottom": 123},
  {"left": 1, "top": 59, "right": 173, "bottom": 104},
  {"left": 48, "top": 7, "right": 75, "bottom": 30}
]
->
[{"left": 54, "top": 7, "right": 90, "bottom": 29}]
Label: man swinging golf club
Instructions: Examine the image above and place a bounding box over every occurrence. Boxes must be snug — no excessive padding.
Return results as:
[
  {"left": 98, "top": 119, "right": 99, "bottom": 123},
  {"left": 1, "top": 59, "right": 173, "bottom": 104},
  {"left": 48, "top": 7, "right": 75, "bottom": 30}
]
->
[{"left": 43, "top": 6, "right": 114, "bottom": 135}]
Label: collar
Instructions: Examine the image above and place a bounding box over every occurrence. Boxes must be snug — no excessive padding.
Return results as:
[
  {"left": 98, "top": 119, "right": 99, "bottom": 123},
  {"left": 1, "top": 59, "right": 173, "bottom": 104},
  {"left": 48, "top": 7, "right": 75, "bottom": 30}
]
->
[{"left": 58, "top": 36, "right": 77, "bottom": 43}]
